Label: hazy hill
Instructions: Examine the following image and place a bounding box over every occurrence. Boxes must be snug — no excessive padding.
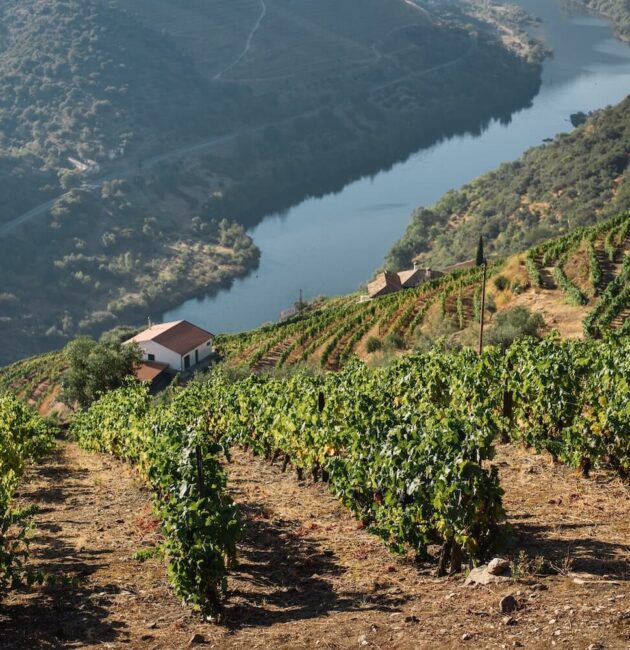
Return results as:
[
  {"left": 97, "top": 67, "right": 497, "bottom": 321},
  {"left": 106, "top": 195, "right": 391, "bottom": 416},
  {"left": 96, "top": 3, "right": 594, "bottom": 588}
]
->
[
  {"left": 0, "top": 0, "right": 238, "bottom": 223},
  {"left": 387, "top": 96, "right": 630, "bottom": 270},
  {"left": 0, "top": 0, "right": 543, "bottom": 366}
]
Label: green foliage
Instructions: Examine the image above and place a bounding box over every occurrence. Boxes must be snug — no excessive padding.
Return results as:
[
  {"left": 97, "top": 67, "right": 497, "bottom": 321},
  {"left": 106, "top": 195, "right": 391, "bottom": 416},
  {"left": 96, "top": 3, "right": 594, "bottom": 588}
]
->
[
  {"left": 366, "top": 337, "right": 382, "bottom": 353},
  {"left": 552, "top": 267, "right": 588, "bottom": 306},
  {"left": 476, "top": 236, "right": 485, "bottom": 267},
  {"left": 586, "top": 239, "right": 603, "bottom": 293},
  {"left": 71, "top": 383, "right": 240, "bottom": 616},
  {"left": 584, "top": 252, "right": 630, "bottom": 336},
  {"left": 0, "top": 394, "right": 54, "bottom": 593},
  {"left": 505, "top": 335, "right": 630, "bottom": 478},
  {"left": 196, "top": 353, "right": 506, "bottom": 562},
  {"left": 486, "top": 306, "right": 544, "bottom": 349},
  {"left": 493, "top": 275, "right": 509, "bottom": 292},
  {"left": 61, "top": 337, "right": 141, "bottom": 408},
  {"left": 0, "top": 351, "right": 66, "bottom": 409}
]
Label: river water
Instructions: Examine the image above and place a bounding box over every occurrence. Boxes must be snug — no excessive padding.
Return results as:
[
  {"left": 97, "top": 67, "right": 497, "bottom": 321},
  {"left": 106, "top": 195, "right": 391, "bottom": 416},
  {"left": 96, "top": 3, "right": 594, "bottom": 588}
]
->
[{"left": 165, "top": 0, "right": 630, "bottom": 334}]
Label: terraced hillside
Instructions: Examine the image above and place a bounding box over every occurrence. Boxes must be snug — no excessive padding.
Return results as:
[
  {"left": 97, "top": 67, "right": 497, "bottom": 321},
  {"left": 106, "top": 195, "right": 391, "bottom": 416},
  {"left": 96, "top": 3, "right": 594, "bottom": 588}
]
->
[
  {"left": 2, "top": 212, "right": 627, "bottom": 406},
  {"left": 216, "top": 212, "right": 630, "bottom": 371}
]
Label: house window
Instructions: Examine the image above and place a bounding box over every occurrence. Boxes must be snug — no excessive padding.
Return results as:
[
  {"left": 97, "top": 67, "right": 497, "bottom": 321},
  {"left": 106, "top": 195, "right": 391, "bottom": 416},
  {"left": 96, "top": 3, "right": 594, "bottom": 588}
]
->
[
  {"left": 206, "top": 341, "right": 211, "bottom": 346},
  {"left": 147, "top": 353, "right": 155, "bottom": 362},
  {"left": 184, "top": 354, "right": 191, "bottom": 370}
]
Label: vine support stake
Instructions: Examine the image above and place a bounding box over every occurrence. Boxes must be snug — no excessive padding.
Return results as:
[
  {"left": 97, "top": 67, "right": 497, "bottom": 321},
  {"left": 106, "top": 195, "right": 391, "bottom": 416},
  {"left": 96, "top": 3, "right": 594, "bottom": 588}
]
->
[{"left": 478, "top": 261, "right": 487, "bottom": 355}]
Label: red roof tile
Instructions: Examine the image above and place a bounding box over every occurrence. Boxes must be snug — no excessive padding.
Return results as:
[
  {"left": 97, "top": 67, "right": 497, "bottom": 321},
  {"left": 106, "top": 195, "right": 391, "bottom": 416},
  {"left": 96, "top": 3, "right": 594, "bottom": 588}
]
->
[
  {"left": 127, "top": 320, "right": 214, "bottom": 355},
  {"left": 135, "top": 361, "right": 169, "bottom": 382}
]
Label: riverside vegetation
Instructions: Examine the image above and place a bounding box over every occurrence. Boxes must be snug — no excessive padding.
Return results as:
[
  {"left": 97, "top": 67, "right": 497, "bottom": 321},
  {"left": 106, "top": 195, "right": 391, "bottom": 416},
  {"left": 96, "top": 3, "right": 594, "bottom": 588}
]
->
[{"left": 387, "top": 96, "right": 630, "bottom": 271}]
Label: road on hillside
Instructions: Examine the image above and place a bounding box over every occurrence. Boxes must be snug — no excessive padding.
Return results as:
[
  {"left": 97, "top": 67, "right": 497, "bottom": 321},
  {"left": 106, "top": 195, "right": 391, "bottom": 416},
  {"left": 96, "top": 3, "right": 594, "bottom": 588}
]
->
[
  {"left": 0, "top": 0, "right": 479, "bottom": 241},
  {"left": 214, "top": 0, "right": 267, "bottom": 81},
  {"left": 0, "top": 128, "right": 263, "bottom": 239}
]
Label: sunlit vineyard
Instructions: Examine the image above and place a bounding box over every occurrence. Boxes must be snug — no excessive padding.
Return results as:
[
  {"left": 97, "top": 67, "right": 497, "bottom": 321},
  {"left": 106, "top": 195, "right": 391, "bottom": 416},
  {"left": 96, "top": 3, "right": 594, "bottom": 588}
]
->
[
  {"left": 71, "top": 332, "right": 630, "bottom": 613},
  {"left": 0, "top": 395, "right": 54, "bottom": 594},
  {"left": 217, "top": 212, "right": 630, "bottom": 373},
  {"left": 0, "top": 352, "right": 66, "bottom": 411},
  {"left": 525, "top": 211, "right": 630, "bottom": 336}
]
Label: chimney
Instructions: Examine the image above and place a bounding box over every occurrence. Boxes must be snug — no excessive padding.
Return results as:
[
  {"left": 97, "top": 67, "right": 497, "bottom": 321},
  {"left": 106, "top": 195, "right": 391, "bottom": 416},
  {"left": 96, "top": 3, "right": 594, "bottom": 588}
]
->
[
  {"left": 413, "top": 260, "right": 418, "bottom": 271},
  {"left": 425, "top": 267, "right": 431, "bottom": 278}
]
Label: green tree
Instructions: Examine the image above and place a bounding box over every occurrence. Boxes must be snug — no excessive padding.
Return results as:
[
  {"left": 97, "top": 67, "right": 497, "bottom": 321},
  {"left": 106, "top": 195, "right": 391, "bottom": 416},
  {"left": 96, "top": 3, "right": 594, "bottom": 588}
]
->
[
  {"left": 475, "top": 235, "right": 485, "bottom": 267},
  {"left": 61, "top": 337, "right": 142, "bottom": 409}
]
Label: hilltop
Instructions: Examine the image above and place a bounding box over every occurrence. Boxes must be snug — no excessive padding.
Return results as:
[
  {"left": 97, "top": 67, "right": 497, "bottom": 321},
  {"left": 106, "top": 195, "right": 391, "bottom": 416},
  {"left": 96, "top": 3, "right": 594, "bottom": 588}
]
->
[{"left": 386, "top": 95, "right": 630, "bottom": 271}]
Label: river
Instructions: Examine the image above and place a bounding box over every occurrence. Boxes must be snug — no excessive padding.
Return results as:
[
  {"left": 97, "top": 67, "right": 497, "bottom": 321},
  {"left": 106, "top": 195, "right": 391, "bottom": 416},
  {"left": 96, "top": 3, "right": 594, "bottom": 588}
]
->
[{"left": 165, "top": 0, "right": 630, "bottom": 334}]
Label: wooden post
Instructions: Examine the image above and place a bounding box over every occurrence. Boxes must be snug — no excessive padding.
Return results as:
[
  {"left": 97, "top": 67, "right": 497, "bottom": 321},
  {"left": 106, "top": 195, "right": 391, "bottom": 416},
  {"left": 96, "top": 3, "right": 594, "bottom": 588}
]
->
[{"left": 478, "top": 261, "right": 487, "bottom": 355}]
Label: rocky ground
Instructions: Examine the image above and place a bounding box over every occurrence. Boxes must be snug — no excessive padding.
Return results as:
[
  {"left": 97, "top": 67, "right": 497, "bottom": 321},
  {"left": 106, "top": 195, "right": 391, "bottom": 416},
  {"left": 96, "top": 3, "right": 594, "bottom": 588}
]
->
[{"left": 0, "top": 441, "right": 628, "bottom": 649}]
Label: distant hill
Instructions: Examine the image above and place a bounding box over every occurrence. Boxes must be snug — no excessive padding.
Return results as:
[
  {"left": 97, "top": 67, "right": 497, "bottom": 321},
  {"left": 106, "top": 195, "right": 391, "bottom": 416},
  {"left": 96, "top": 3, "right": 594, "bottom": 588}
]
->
[
  {"left": 0, "top": 0, "right": 544, "bottom": 366},
  {"left": 0, "top": 0, "right": 238, "bottom": 223},
  {"left": 386, "top": 96, "right": 630, "bottom": 271}
]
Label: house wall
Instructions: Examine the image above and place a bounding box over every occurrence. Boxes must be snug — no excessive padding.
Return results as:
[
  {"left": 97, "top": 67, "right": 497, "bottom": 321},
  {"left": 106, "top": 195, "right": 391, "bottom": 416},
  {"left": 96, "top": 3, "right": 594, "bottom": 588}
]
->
[
  {"left": 184, "top": 340, "right": 213, "bottom": 368},
  {"left": 135, "top": 340, "right": 182, "bottom": 371},
  {"left": 130, "top": 338, "right": 214, "bottom": 372}
]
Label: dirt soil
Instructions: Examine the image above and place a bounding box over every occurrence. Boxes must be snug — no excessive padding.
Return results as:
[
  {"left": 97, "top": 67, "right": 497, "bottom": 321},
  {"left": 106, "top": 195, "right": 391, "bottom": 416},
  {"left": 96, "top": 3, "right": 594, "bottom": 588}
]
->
[
  {"left": 1, "top": 441, "right": 628, "bottom": 649},
  {"left": 508, "top": 288, "right": 590, "bottom": 339}
]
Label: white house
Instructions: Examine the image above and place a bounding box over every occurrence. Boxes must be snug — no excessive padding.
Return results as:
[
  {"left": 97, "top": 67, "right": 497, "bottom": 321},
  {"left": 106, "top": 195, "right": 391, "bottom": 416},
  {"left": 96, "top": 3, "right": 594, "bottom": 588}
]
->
[{"left": 125, "top": 320, "right": 215, "bottom": 372}]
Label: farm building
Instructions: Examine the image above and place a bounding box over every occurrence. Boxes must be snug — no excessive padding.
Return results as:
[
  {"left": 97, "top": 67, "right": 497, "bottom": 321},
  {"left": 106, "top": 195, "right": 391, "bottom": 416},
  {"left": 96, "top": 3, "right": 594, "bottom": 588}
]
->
[
  {"left": 125, "top": 320, "right": 215, "bottom": 373},
  {"left": 367, "top": 271, "right": 402, "bottom": 298},
  {"left": 367, "top": 265, "right": 443, "bottom": 298},
  {"left": 397, "top": 265, "right": 443, "bottom": 288}
]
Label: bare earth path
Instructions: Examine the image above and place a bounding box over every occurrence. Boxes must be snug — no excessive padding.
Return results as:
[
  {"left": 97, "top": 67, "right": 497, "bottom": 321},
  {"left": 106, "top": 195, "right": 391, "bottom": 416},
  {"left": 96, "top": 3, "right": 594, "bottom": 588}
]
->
[{"left": 1, "top": 441, "right": 629, "bottom": 649}]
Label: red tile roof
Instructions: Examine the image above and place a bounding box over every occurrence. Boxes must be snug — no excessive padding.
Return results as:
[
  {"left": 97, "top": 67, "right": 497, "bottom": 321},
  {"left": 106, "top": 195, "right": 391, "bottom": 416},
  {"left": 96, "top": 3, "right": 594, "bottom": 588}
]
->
[
  {"left": 135, "top": 361, "right": 169, "bottom": 382},
  {"left": 367, "top": 271, "right": 402, "bottom": 298},
  {"left": 128, "top": 320, "right": 214, "bottom": 355}
]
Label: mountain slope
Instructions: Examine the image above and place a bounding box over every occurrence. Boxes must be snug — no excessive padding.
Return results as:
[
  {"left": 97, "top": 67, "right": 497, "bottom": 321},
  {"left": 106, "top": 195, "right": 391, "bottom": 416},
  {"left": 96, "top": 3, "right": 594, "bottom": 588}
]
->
[{"left": 386, "top": 96, "right": 630, "bottom": 271}]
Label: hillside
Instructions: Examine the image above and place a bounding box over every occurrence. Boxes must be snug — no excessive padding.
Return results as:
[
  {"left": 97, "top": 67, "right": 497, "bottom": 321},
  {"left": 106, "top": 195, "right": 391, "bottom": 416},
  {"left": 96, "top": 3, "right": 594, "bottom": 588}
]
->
[
  {"left": 0, "top": 0, "right": 237, "bottom": 223},
  {"left": 386, "top": 95, "right": 630, "bottom": 271},
  {"left": 211, "top": 212, "right": 630, "bottom": 373},
  {"left": 3, "top": 211, "right": 627, "bottom": 406},
  {"left": 0, "top": 0, "right": 544, "bottom": 366}
]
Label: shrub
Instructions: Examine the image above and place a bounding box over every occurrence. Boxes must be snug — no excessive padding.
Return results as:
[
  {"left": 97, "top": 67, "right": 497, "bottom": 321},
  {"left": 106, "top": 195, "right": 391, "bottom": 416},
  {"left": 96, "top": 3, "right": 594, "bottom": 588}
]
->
[
  {"left": 383, "top": 332, "right": 405, "bottom": 350},
  {"left": 366, "top": 336, "right": 382, "bottom": 353},
  {"left": 486, "top": 306, "right": 544, "bottom": 349},
  {"left": 493, "top": 275, "right": 509, "bottom": 291}
]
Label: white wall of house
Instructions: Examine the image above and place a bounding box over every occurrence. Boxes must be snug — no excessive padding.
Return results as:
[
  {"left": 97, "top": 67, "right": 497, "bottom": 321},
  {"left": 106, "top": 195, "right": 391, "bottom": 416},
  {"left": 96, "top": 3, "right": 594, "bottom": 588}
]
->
[
  {"left": 134, "top": 340, "right": 182, "bottom": 371},
  {"left": 132, "top": 339, "right": 213, "bottom": 372},
  {"left": 183, "top": 340, "right": 213, "bottom": 370}
]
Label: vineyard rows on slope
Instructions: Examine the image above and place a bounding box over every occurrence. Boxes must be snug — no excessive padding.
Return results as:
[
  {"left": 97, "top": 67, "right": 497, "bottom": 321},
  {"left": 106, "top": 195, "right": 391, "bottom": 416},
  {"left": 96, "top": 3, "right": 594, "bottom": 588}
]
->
[
  {"left": 70, "top": 333, "right": 630, "bottom": 614},
  {"left": 216, "top": 212, "right": 630, "bottom": 372}
]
